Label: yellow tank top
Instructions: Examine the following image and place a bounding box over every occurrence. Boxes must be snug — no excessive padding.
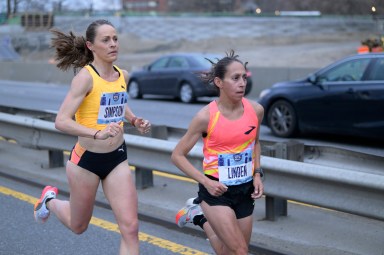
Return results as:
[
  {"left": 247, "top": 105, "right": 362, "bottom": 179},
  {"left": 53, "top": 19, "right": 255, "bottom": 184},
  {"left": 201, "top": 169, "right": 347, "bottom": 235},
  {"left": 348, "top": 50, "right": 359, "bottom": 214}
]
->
[
  {"left": 75, "top": 65, "right": 128, "bottom": 129},
  {"left": 203, "top": 98, "right": 259, "bottom": 186}
]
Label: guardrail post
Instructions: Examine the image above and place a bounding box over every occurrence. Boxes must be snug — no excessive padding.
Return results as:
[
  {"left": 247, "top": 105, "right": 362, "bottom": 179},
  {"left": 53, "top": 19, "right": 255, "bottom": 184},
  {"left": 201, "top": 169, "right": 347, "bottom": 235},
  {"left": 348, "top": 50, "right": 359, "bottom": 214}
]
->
[
  {"left": 128, "top": 125, "right": 168, "bottom": 189},
  {"left": 263, "top": 140, "right": 304, "bottom": 221},
  {"left": 135, "top": 167, "right": 154, "bottom": 189},
  {"left": 48, "top": 150, "right": 64, "bottom": 168}
]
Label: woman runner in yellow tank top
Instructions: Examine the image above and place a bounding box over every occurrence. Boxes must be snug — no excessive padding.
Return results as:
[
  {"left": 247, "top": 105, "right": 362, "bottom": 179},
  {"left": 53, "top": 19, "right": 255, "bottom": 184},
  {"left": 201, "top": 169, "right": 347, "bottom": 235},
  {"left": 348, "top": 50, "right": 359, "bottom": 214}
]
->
[{"left": 33, "top": 19, "right": 150, "bottom": 255}]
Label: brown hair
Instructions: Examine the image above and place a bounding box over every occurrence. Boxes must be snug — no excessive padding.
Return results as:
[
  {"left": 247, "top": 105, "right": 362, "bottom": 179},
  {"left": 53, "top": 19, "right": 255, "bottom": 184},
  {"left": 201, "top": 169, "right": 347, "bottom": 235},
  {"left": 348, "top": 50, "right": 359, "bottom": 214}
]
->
[
  {"left": 50, "top": 19, "right": 114, "bottom": 72},
  {"left": 202, "top": 49, "right": 248, "bottom": 86}
]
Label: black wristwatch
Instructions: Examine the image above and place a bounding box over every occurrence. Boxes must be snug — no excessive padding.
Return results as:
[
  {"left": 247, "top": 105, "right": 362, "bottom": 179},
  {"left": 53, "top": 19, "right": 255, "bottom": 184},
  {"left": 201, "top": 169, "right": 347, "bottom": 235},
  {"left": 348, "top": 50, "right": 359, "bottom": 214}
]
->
[{"left": 253, "top": 167, "right": 264, "bottom": 178}]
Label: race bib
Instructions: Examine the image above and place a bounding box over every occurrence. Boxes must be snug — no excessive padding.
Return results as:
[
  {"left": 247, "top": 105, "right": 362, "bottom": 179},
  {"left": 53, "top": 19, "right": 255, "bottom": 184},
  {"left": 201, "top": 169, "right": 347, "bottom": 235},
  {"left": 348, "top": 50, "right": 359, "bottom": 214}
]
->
[
  {"left": 97, "top": 92, "right": 128, "bottom": 124},
  {"left": 218, "top": 149, "right": 253, "bottom": 186}
]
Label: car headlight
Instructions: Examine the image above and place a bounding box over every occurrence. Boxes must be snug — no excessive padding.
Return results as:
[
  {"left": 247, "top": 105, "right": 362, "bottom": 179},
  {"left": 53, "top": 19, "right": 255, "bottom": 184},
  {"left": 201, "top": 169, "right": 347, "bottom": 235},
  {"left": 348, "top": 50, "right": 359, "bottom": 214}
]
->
[{"left": 259, "top": 89, "right": 271, "bottom": 99}]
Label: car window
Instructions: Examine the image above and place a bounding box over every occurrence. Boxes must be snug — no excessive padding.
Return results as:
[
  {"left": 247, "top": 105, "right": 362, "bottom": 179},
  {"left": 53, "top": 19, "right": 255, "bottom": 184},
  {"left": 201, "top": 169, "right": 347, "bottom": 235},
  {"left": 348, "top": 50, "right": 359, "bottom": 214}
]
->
[
  {"left": 150, "top": 57, "right": 169, "bottom": 70},
  {"left": 367, "top": 58, "right": 384, "bottom": 80},
  {"left": 318, "top": 58, "right": 370, "bottom": 82},
  {"left": 191, "top": 55, "right": 221, "bottom": 68},
  {"left": 168, "top": 57, "right": 189, "bottom": 68}
]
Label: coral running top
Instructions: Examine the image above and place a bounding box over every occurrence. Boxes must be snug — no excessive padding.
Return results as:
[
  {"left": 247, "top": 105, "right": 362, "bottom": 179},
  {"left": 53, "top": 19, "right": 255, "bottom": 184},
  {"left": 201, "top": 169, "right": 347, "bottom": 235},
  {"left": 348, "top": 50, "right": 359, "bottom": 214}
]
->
[
  {"left": 203, "top": 98, "right": 259, "bottom": 186},
  {"left": 75, "top": 65, "right": 128, "bottom": 130}
]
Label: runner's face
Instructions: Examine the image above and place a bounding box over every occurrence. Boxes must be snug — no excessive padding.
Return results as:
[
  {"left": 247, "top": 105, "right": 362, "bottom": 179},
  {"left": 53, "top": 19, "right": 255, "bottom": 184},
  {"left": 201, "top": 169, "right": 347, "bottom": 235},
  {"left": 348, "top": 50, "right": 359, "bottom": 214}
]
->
[
  {"left": 90, "top": 24, "right": 119, "bottom": 63},
  {"left": 221, "top": 61, "right": 247, "bottom": 98}
]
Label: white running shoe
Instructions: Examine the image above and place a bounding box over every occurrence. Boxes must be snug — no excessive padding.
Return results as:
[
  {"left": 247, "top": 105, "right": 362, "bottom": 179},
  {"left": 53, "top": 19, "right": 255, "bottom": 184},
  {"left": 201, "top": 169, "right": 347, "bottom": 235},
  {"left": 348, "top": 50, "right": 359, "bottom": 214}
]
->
[
  {"left": 185, "top": 197, "right": 201, "bottom": 206},
  {"left": 175, "top": 197, "right": 203, "bottom": 228}
]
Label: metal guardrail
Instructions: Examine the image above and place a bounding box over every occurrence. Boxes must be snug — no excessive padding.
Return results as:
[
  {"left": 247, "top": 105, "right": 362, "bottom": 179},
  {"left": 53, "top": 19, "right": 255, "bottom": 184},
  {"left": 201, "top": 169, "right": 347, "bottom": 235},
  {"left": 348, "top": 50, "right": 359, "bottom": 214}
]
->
[{"left": 0, "top": 112, "right": 383, "bottom": 221}]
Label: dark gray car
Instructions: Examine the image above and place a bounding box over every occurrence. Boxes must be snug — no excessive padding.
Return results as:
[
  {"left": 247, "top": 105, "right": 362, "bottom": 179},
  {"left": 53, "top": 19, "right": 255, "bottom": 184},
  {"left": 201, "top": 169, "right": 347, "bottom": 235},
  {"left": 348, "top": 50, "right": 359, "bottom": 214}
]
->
[
  {"left": 258, "top": 53, "right": 384, "bottom": 141},
  {"left": 127, "top": 52, "right": 253, "bottom": 103}
]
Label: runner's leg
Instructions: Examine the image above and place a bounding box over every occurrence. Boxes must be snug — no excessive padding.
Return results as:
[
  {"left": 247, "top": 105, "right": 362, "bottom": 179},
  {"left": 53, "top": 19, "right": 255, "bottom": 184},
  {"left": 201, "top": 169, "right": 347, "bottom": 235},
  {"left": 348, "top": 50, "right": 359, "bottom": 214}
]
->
[
  {"left": 102, "top": 161, "right": 139, "bottom": 255},
  {"left": 48, "top": 161, "right": 99, "bottom": 234},
  {"left": 201, "top": 201, "right": 249, "bottom": 255}
]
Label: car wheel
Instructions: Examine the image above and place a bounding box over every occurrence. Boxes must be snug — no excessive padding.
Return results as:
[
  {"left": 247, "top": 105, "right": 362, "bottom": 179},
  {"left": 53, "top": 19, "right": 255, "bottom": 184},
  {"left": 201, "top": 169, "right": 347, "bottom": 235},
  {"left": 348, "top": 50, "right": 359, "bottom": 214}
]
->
[
  {"left": 128, "top": 80, "right": 142, "bottom": 99},
  {"left": 267, "top": 100, "right": 298, "bottom": 137},
  {"left": 179, "top": 82, "right": 196, "bottom": 103}
]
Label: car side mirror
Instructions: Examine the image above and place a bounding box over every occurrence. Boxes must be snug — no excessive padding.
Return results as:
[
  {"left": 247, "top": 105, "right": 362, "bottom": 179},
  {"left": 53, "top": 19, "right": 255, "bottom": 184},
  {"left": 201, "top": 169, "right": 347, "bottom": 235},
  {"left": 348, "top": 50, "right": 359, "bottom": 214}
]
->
[
  {"left": 308, "top": 74, "right": 327, "bottom": 90},
  {"left": 308, "top": 74, "right": 317, "bottom": 84}
]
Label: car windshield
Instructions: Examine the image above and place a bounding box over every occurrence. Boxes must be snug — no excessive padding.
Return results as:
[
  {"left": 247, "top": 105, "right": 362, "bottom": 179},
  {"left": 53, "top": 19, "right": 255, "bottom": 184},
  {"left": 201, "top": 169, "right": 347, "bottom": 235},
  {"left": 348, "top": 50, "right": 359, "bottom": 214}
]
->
[{"left": 318, "top": 58, "right": 370, "bottom": 82}]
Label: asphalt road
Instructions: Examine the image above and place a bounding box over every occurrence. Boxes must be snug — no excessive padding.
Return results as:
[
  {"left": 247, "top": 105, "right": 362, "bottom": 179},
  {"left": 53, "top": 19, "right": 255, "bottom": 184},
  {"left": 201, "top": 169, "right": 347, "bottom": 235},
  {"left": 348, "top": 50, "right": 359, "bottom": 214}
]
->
[
  {"left": 0, "top": 176, "right": 215, "bottom": 255},
  {"left": 0, "top": 80, "right": 382, "bottom": 157}
]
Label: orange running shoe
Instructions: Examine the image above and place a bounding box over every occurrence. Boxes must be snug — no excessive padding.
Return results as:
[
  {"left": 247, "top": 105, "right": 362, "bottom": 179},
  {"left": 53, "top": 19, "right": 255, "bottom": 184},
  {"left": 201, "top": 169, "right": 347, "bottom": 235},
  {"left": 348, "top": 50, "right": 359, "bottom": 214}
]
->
[{"left": 34, "top": 186, "right": 58, "bottom": 223}]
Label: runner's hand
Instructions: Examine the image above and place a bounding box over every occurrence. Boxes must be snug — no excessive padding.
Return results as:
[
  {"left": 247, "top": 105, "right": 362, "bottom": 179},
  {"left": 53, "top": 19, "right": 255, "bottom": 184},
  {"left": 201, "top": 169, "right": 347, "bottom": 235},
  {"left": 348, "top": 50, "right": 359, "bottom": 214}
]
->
[
  {"left": 98, "top": 122, "right": 123, "bottom": 140},
  {"left": 252, "top": 176, "right": 263, "bottom": 199},
  {"left": 134, "top": 117, "right": 151, "bottom": 134},
  {"left": 205, "top": 178, "right": 228, "bottom": 197}
]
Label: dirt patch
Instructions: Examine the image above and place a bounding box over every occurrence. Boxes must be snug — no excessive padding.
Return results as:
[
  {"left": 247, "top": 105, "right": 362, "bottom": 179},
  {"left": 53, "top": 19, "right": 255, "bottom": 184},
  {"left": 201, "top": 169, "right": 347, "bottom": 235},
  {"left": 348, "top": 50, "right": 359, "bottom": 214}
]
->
[
  {"left": 17, "top": 30, "right": 371, "bottom": 71},
  {"left": 116, "top": 31, "right": 368, "bottom": 71}
]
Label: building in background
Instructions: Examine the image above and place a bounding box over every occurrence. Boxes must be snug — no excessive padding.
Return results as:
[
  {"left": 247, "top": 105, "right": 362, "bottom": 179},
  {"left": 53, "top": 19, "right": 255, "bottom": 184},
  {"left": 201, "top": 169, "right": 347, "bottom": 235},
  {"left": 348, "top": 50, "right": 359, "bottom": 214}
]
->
[{"left": 123, "top": 0, "right": 168, "bottom": 13}]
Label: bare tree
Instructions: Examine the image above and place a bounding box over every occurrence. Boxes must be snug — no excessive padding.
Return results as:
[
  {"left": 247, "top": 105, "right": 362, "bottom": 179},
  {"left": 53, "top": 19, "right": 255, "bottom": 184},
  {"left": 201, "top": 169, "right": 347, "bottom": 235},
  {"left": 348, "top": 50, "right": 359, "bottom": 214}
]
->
[
  {"left": 5, "top": 0, "right": 21, "bottom": 20},
  {"left": 12, "top": 0, "right": 22, "bottom": 14},
  {"left": 7, "top": 0, "right": 11, "bottom": 19}
]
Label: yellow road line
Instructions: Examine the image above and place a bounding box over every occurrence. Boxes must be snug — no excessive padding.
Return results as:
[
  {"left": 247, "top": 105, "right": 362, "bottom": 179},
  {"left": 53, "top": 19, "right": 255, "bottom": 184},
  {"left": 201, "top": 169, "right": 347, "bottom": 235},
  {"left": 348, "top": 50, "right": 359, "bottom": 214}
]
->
[
  {"left": 0, "top": 185, "right": 208, "bottom": 255},
  {"left": 64, "top": 150, "right": 196, "bottom": 183},
  {"left": 153, "top": 170, "right": 197, "bottom": 183},
  {"left": 288, "top": 199, "right": 334, "bottom": 212}
]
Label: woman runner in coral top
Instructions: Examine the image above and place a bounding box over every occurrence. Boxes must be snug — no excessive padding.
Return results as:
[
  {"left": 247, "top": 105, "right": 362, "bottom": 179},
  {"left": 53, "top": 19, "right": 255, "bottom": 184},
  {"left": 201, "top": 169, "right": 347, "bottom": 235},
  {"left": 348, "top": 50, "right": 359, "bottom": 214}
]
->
[{"left": 172, "top": 50, "right": 264, "bottom": 255}]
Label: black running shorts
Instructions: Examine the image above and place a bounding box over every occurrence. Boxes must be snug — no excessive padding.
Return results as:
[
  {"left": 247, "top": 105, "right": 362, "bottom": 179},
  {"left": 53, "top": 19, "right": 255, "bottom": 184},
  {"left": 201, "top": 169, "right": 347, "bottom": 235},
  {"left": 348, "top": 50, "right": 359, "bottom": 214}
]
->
[{"left": 198, "top": 175, "right": 255, "bottom": 219}]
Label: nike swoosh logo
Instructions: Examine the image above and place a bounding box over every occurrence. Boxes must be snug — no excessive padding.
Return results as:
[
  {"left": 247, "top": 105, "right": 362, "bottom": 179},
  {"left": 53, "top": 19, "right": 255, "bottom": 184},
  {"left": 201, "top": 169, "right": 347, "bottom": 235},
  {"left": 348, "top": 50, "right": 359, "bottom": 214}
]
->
[{"left": 244, "top": 126, "right": 256, "bottom": 135}]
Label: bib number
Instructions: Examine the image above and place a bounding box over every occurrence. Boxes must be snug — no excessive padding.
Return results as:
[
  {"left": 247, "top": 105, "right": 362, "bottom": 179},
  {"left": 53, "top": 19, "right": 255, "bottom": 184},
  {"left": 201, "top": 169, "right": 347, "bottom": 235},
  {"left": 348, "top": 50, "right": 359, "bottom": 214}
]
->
[
  {"left": 97, "top": 92, "right": 128, "bottom": 124},
  {"left": 218, "top": 149, "right": 253, "bottom": 186}
]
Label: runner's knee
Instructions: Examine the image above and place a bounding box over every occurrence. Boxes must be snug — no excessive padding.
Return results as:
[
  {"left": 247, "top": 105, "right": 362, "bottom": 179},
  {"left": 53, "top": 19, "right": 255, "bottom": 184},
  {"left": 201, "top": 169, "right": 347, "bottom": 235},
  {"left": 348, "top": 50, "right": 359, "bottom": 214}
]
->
[
  {"left": 119, "top": 219, "right": 139, "bottom": 238},
  {"left": 70, "top": 222, "right": 89, "bottom": 235}
]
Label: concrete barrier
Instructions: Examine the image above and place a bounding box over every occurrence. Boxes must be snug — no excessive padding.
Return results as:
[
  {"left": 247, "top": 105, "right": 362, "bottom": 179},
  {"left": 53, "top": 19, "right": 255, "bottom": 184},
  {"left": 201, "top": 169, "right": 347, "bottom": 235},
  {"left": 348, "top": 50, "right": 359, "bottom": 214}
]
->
[
  {"left": 0, "top": 62, "right": 316, "bottom": 98},
  {"left": 0, "top": 62, "right": 73, "bottom": 84}
]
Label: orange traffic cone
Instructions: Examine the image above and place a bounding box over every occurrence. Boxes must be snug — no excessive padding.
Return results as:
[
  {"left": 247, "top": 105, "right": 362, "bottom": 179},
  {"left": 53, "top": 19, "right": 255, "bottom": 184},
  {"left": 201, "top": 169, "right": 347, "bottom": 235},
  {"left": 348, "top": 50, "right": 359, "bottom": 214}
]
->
[{"left": 357, "top": 45, "right": 370, "bottom": 54}]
